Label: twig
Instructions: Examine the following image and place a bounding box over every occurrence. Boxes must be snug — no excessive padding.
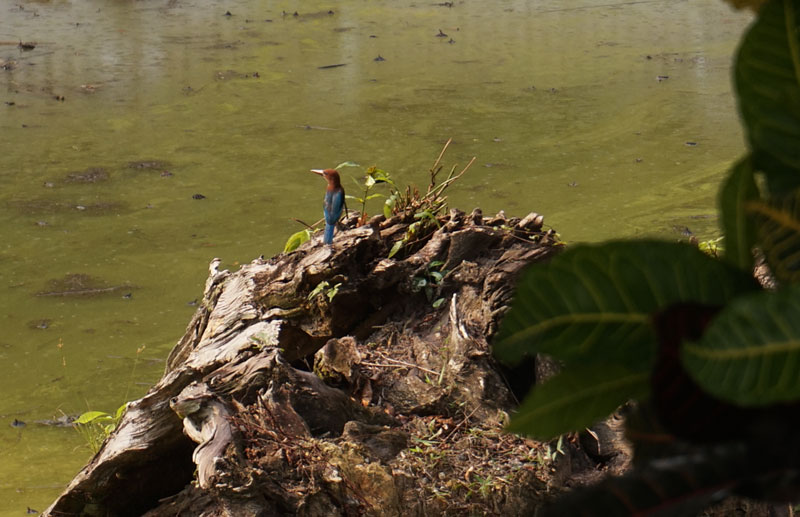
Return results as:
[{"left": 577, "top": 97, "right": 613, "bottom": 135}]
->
[
  {"left": 370, "top": 353, "right": 440, "bottom": 376},
  {"left": 428, "top": 156, "right": 476, "bottom": 200},
  {"left": 426, "top": 164, "right": 456, "bottom": 203},
  {"left": 430, "top": 138, "right": 452, "bottom": 175},
  {"left": 455, "top": 156, "right": 477, "bottom": 179},
  {"left": 361, "top": 361, "right": 408, "bottom": 369},
  {"left": 292, "top": 218, "right": 315, "bottom": 229},
  {"left": 428, "top": 139, "right": 452, "bottom": 193},
  {"left": 443, "top": 405, "right": 481, "bottom": 442}
]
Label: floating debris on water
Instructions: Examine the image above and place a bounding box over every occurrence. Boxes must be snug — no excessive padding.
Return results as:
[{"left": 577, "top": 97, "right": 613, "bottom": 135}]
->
[
  {"left": 65, "top": 167, "right": 109, "bottom": 184},
  {"left": 36, "top": 273, "right": 134, "bottom": 298},
  {"left": 128, "top": 160, "right": 170, "bottom": 170},
  {"left": 28, "top": 319, "right": 51, "bottom": 330}
]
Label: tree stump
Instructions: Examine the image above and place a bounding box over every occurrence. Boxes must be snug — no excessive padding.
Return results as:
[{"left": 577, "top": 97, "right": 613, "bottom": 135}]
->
[{"left": 45, "top": 208, "right": 575, "bottom": 516}]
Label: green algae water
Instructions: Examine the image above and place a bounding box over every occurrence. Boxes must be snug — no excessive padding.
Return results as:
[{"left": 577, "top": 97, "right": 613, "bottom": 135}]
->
[{"left": 0, "top": 0, "right": 751, "bottom": 513}]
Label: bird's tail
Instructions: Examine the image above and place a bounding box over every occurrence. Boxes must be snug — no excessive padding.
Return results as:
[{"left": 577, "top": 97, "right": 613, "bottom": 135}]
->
[{"left": 324, "top": 223, "right": 335, "bottom": 245}]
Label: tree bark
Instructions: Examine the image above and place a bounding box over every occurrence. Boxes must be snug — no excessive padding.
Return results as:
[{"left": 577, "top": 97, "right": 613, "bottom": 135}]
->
[{"left": 45, "top": 208, "right": 571, "bottom": 516}]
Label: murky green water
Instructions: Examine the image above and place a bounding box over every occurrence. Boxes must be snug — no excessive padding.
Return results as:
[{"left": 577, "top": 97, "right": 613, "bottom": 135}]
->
[{"left": 0, "top": 0, "right": 752, "bottom": 513}]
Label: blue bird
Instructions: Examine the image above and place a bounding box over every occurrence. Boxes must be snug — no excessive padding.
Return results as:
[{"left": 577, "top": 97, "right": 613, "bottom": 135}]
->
[{"left": 311, "top": 168, "right": 346, "bottom": 245}]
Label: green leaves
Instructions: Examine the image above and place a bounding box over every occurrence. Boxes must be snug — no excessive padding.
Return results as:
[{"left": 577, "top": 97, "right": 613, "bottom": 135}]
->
[
  {"left": 386, "top": 213, "right": 440, "bottom": 259},
  {"left": 349, "top": 165, "right": 395, "bottom": 222},
  {"left": 683, "top": 284, "right": 800, "bottom": 406},
  {"left": 495, "top": 241, "right": 759, "bottom": 370},
  {"left": 410, "top": 260, "right": 448, "bottom": 307},
  {"left": 719, "top": 157, "right": 759, "bottom": 270},
  {"left": 335, "top": 161, "right": 360, "bottom": 170},
  {"left": 507, "top": 363, "right": 648, "bottom": 440},
  {"left": 722, "top": 1, "right": 800, "bottom": 278},
  {"left": 495, "top": 241, "right": 758, "bottom": 438},
  {"left": 347, "top": 192, "right": 385, "bottom": 204},
  {"left": 747, "top": 189, "right": 800, "bottom": 283},
  {"left": 74, "top": 411, "right": 113, "bottom": 425},
  {"left": 384, "top": 191, "right": 400, "bottom": 218},
  {"left": 414, "top": 209, "right": 441, "bottom": 228},
  {"left": 388, "top": 240, "right": 404, "bottom": 258},
  {"left": 735, "top": 0, "right": 800, "bottom": 185},
  {"left": 73, "top": 402, "right": 127, "bottom": 454},
  {"left": 308, "top": 280, "right": 341, "bottom": 302},
  {"left": 284, "top": 228, "right": 312, "bottom": 253},
  {"left": 365, "top": 166, "right": 393, "bottom": 186},
  {"left": 496, "top": 2, "right": 800, "bottom": 513}
]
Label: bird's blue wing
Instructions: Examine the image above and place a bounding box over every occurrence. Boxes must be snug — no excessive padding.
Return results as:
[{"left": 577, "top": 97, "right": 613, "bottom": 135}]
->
[{"left": 324, "top": 189, "right": 345, "bottom": 225}]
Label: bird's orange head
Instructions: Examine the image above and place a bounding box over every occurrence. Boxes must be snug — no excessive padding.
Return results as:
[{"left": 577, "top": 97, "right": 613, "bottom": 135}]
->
[{"left": 310, "top": 168, "right": 342, "bottom": 188}]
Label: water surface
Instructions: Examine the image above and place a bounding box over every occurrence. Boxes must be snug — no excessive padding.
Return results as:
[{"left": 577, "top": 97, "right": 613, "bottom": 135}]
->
[{"left": 0, "top": 0, "right": 752, "bottom": 513}]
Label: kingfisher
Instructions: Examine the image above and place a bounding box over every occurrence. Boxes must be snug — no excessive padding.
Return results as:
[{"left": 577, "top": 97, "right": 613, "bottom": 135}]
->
[{"left": 311, "top": 168, "right": 346, "bottom": 245}]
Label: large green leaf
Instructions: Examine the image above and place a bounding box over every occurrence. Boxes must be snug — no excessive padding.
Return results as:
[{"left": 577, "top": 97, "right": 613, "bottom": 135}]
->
[
  {"left": 747, "top": 189, "right": 800, "bottom": 283},
  {"left": 683, "top": 284, "right": 800, "bottom": 406},
  {"left": 507, "top": 363, "right": 648, "bottom": 440},
  {"left": 494, "top": 241, "right": 759, "bottom": 369},
  {"left": 735, "top": 0, "right": 800, "bottom": 185},
  {"left": 719, "top": 156, "right": 759, "bottom": 271}
]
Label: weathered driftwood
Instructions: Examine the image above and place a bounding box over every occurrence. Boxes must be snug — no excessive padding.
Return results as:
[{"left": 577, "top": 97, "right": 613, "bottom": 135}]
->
[{"left": 45, "top": 207, "right": 581, "bottom": 516}]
